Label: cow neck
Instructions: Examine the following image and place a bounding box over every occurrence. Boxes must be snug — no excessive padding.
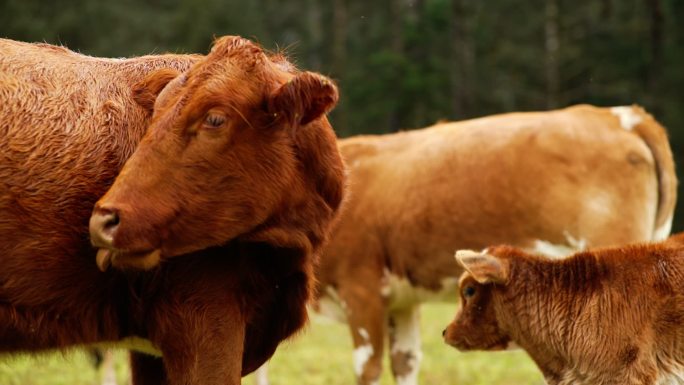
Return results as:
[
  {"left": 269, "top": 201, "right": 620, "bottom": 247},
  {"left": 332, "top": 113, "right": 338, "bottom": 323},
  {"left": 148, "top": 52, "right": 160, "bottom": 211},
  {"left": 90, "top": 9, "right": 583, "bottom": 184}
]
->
[
  {"left": 496, "top": 254, "right": 612, "bottom": 373},
  {"left": 116, "top": 54, "right": 200, "bottom": 86}
]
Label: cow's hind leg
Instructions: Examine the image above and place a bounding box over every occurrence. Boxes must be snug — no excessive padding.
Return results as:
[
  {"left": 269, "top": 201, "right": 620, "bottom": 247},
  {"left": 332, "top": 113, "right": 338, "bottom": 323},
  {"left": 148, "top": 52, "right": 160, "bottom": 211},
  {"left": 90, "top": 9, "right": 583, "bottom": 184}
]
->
[
  {"left": 253, "top": 363, "right": 270, "bottom": 385},
  {"left": 100, "top": 349, "right": 119, "bottom": 385},
  {"left": 339, "top": 282, "right": 386, "bottom": 385},
  {"left": 388, "top": 305, "right": 422, "bottom": 385}
]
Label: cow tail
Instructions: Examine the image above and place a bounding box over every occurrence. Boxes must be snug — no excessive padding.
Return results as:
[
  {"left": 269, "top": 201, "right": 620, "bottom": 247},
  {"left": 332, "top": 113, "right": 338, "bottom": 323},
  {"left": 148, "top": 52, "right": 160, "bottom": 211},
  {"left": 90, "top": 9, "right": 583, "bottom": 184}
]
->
[{"left": 629, "top": 105, "right": 678, "bottom": 240}]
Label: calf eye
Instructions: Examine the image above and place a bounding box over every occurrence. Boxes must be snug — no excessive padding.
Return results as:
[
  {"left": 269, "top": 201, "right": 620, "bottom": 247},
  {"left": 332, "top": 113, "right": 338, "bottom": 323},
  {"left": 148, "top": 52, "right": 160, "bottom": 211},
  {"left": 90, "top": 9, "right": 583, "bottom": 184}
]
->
[
  {"left": 204, "top": 113, "right": 225, "bottom": 128},
  {"left": 463, "top": 286, "right": 476, "bottom": 298}
]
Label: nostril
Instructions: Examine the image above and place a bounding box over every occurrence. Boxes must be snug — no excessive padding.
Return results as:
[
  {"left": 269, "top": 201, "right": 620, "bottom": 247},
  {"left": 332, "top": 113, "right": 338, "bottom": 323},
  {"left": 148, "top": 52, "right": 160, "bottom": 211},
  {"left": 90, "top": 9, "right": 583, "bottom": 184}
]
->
[
  {"left": 90, "top": 206, "right": 121, "bottom": 244},
  {"left": 442, "top": 329, "right": 446, "bottom": 337},
  {"left": 102, "top": 211, "right": 120, "bottom": 232}
]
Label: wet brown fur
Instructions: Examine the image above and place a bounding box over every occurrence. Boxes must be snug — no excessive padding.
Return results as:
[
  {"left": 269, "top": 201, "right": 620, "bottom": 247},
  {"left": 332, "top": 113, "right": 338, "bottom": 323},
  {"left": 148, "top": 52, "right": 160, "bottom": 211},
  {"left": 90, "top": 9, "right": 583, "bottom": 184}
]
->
[
  {"left": 445, "top": 236, "right": 684, "bottom": 385},
  {"left": 0, "top": 36, "right": 346, "bottom": 385}
]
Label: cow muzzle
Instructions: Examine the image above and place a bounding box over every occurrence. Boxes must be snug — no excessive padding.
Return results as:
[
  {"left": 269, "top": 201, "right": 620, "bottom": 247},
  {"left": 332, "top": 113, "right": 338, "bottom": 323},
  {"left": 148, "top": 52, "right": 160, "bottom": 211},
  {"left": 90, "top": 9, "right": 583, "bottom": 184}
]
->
[
  {"left": 89, "top": 205, "right": 162, "bottom": 272},
  {"left": 90, "top": 206, "right": 120, "bottom": 249}
]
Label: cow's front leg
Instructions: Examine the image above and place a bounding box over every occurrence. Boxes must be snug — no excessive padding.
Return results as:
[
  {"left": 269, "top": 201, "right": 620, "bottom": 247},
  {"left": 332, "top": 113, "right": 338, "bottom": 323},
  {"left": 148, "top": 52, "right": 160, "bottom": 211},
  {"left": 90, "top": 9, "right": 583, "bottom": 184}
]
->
[
  {"left": 388, "top": 305, "right": 422, "bottom": 385},
  {"left": 151, "top": 297, "right": 245, "bottom": 385},
  {"left": 339, "top": 283, "right": 386, "bottom": 385}
]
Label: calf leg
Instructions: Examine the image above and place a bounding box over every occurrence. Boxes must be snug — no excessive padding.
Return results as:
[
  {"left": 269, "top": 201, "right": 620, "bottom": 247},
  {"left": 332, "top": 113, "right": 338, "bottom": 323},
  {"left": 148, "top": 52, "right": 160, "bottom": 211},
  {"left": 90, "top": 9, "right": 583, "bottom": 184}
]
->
[
  {"left": 388, "top": 305, "right": 422, "bottom": 385},
  {"left": 339, "top": 283, "right": 386, "bottom": 385}
]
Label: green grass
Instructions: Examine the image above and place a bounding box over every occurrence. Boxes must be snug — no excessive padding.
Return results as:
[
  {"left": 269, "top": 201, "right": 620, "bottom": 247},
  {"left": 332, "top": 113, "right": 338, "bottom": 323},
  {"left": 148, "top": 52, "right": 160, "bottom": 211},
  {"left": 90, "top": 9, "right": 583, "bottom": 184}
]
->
[
  {"left": 0, "top": 349, "right": 130, "bottom": 385},
  {"left": 0, "top": 304, "right": 544, "bottom": 385}
]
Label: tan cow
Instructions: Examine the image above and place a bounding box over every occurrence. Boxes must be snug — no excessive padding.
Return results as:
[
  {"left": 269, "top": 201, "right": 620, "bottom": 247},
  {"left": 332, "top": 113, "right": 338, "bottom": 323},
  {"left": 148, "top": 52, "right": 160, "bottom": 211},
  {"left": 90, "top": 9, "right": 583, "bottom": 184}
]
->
[
  {"left": 302, "top": 105, "right": 676, "bottom": 385},
  {"left": 445, "top": 238, "right": 684, "bottom": 385}
]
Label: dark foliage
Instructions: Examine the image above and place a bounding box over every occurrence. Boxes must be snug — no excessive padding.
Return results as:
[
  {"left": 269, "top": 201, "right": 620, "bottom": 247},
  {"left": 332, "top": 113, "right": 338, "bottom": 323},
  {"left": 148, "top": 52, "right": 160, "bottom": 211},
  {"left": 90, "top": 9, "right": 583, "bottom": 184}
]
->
[{"left": 1, "top": 0, "right": 682, "bottom": 229}]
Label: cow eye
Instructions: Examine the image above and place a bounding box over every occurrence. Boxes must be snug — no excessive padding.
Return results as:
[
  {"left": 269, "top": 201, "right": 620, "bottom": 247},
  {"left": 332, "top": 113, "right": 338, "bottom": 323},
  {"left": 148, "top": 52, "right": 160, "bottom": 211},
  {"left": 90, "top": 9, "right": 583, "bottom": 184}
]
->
[
  {"left": 203, "top": 113, "right": 225, "bottom": 128},
  {"left": 463, "top": 285, "right": 476, "bottom": 298}
]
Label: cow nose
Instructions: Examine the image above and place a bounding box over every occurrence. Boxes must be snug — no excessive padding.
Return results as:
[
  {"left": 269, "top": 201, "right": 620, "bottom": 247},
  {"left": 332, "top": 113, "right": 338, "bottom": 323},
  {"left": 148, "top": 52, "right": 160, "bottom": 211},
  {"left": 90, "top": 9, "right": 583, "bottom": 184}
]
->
[{"left": 90, "top": 206, "right": 120, "bottom": 248}]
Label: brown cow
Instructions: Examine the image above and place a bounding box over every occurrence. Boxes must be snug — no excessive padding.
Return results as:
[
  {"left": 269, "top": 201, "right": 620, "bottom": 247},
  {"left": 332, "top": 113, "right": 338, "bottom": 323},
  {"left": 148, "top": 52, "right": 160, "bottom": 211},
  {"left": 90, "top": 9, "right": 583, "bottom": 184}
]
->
[
  {"left": 292, "top": 105, "right": 675, "bottom": 385},
  {"left": 445, "top": 239, "right": 684, "bottom": 385},
  {"left": 0, "top": 36, "right": 345, "bottom": 385}
]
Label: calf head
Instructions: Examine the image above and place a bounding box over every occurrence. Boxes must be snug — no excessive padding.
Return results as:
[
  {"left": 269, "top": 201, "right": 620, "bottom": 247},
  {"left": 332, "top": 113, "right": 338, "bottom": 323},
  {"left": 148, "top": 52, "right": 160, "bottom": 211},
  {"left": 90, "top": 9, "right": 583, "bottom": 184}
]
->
[
  {"left": 443, "top": 249, "right": 512, "bottom": 351},
  {"left": 90, "top": 36, "right": 344, "bottom": 271}
]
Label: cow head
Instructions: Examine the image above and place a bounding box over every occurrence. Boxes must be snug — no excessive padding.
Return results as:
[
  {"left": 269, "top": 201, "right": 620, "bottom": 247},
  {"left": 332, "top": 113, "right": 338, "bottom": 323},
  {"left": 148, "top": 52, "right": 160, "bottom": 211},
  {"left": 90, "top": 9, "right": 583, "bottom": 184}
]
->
[
  {"left": 89, "top": 36, "right": 345, "bottom": 271},
  {"left": 443, "top": 249, "right": 512, "bottom": 351}
]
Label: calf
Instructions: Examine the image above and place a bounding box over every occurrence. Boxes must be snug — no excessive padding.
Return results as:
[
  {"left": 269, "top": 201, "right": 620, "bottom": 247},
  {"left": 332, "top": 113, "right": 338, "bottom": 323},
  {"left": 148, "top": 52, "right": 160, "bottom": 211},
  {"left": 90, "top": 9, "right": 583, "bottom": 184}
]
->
[
  {"left": 304, "top": 105, "right": 676, "bottom": 385},
  {"left": 444, "top": 240, "right": 684, "bottom": 385},
  {"left": 0, "top": 36, "right": 345, "bottom": 385}
]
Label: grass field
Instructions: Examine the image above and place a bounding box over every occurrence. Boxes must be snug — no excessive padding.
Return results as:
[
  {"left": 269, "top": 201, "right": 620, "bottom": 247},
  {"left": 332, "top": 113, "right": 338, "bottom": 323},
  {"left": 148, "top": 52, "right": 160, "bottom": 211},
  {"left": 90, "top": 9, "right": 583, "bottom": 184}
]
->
[{"left": 0, "top": 304, "right": 544, "bottom": 385}]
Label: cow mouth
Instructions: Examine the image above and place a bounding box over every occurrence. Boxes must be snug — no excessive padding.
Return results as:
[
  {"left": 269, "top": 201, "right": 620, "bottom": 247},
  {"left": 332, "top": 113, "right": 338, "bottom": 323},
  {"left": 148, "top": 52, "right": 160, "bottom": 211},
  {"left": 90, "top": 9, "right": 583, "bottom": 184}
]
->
[
  {"left": 485, "top": 339, "right": 510, "bottom": 351},
  {"left": 95, "top": 247, "right": 162, "bottom": 272},
  {"left": 448, "top": 336, "right": 510, "bottom": 352}
]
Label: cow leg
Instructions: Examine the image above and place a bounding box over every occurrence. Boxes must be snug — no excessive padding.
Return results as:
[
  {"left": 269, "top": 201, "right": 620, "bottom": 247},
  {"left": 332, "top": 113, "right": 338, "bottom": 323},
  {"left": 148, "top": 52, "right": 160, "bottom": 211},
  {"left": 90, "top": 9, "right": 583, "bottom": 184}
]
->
[
  {"left": 100, "top": 349, "right": 119, "bottom": 385},
  {"left": 388, "top": 305, "right": 422, "bottom": 385},
  {"left": 253, "top": 363, "right": 270, "bottom": 385},
  {"left": 339, "top": 284, "right": 386, "bottom": 385},
  {"left": 130, "top": 352, "right": 167, "bottom": 385},
  {"left": 156, "top": 300, "right": 245, "bottom": 385}
]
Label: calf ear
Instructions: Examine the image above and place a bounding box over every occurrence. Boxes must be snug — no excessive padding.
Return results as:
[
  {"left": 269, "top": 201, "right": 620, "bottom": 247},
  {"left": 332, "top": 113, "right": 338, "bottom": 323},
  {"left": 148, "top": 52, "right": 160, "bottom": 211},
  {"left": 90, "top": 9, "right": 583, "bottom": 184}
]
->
[
  {"left": 132, "top": 68, "right": 181, "bottom": 112},
  {"left": 267, "top": 72, "right": 339, "bottom": 127},
  {"left": 455, "top": 250, "right": 509, "bottom": 284}
]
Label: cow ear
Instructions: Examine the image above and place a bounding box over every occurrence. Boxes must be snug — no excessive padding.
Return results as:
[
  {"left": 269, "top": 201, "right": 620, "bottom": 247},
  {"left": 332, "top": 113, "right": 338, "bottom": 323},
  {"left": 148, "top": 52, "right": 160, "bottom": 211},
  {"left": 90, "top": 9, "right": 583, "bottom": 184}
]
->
[
  {"left": 267, "top": 72, "right": 339, "bottom": 127},
  {"left": 455, "top": 250, "right": 509, "bottom": 284},
  {"left": 132, "top": 68, "right": 181, "bottom": 112}
]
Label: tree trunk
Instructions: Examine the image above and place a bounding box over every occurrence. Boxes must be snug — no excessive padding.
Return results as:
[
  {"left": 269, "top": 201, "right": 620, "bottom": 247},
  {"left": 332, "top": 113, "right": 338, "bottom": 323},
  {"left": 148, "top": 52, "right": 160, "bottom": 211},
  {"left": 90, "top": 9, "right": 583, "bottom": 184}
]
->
[
  {"left": 545, "top": 0, "right": 560, "bottom": 109},
  {"left": 645, "top": 0, "right": 664, "bottom": 108},
  {"left": 306, "top": 0, "right": 323, "bottom": 71},
  {"left": 331, "top": 0, "right": 349, "bottom": 134},
  {"left": 388, "top": 0, "right": 405, "bottom": 132},
  {"left": 449, "top": 0, "right": 474, "bottom": 118},
  {"left": 600, "top": 0, "right": 612, "bottom": 19}
]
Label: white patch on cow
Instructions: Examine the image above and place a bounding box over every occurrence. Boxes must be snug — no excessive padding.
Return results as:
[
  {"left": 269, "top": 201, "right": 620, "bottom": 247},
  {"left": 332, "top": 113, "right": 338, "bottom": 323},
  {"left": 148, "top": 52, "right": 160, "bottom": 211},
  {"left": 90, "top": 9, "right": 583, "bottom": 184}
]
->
[
  {"left": 655, "top": 357, "right": 684, "bottom": 385},
  {"left": 611, "top": 106, "right": 642, "bottom": 131},
  {"left": 358, "top": 328, "right": 370, "bottom": 341},
  {"left": 389, "top": 307, "right": 421, "bottom": 355},
  {"left": 656, "top": 372, "right": 684, "bottom": 385},
  {"left": 254, "top": 364, "right": 270, "bottom": 385},
  {"left": 100, "top": 350, "right": 118, "bottom": 385},
  {"left": 316, "top": 285, "right": 349, "bottom": 323},
  {"left": 353, "top": 343, "right": 374, "bottom": 377},
  {"left": 390, "top": 306, "right": 422, "bottom": 385},
  {"left": 529, "top": 232, "right": 587, "bottom": 259},
  {"left": 529, "top": 240, "right": 577, "bottom": 259},
  {"left": 654, "top": 213, "right": 674, "bottom": 241},
  {"left": 381, "top": 270, "right": 459, "bottom": 310},
  {"left": 563, "top": 231, "right": 587, "bottom": 251}
]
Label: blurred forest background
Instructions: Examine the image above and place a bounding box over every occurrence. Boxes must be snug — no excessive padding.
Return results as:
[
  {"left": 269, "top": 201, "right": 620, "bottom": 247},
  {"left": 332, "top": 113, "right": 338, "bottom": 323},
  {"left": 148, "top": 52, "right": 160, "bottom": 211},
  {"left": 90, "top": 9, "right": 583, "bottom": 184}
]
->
[{"left": 1, "top": 0, "right": 683, "bottom": 229}]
